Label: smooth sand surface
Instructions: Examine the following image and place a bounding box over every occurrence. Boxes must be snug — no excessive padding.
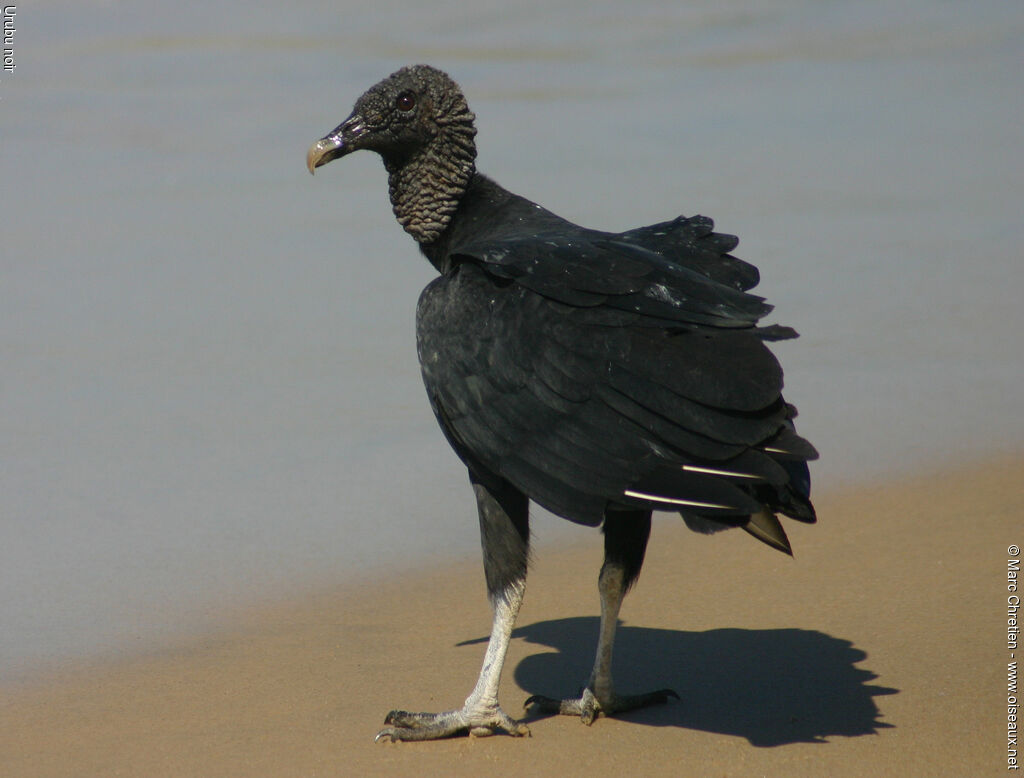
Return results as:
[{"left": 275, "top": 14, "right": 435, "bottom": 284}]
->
[{"left": 2, "top": 456, "right": 1019, "bottom": 777}]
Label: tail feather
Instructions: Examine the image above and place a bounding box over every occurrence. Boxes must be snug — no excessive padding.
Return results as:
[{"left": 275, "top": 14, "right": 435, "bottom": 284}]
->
[
  {"left": 741, "top": 509, "right": 793, "bottom": 555},
  {"left": 680, "top": 507, "right": 794, "bottom": 555}
]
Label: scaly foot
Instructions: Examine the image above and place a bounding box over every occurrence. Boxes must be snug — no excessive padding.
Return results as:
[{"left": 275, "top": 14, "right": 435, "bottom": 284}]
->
[
  {"left": 525, "top": 686, "right": 678, "bottom": 725},
  {"left": 375, "top": 704, "right": 530, "bottom": 742}
]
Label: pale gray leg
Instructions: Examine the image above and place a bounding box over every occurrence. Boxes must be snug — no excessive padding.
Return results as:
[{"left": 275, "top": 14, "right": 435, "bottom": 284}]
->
[
  {"left": 376, "top": 581, "right": 528, "bottom": 741},
  {"left": 526, "top": 510, "right": 677, "bottom": 723},
  {"left": 376, "top": 472, "right": 531, "bottom": 742}
]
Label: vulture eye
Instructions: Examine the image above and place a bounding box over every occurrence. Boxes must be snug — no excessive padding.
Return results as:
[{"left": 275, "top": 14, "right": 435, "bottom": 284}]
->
[{"left": 396, "top": 93, "right": 416, "bottom": 112}]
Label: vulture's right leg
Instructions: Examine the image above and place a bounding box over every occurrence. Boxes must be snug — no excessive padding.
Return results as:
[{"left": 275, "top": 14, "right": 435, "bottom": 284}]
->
[{"left": 526, "top": 509, "right": 678, "bottom": 723}]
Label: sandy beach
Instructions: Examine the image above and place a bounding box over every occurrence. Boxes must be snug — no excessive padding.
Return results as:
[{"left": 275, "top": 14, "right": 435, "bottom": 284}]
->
[{"left": 1, "top": 454, "right": 1018, "bottom": 776}]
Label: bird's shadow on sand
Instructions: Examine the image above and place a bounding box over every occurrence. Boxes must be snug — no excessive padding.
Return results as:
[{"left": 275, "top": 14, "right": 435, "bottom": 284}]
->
[{"left": 462, "top": 619, "right": 896, "bottom": 746}]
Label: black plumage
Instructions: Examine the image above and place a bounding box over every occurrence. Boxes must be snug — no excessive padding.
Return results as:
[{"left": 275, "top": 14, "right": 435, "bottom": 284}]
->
[{"left": 307, "top": 64, "right": 817, "bottom": 741}]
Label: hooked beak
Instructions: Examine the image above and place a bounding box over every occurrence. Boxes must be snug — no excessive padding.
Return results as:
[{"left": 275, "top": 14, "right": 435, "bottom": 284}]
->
[{"left": 306, "top": 114, "right": 367, "bottom": 174}]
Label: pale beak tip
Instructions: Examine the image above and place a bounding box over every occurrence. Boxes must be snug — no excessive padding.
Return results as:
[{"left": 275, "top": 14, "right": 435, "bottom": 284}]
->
[{"left": 306, "top": 135, "right": 344, "bottom": 176}]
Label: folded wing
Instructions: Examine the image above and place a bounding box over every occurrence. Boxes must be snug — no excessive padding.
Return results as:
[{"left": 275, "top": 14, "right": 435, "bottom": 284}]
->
[{"left": 418, "top": 213, "right": 816, "bottom": 549}]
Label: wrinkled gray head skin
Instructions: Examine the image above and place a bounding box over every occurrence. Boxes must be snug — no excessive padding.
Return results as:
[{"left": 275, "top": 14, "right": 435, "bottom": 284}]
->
[{"left": 308, "top": 65, "right": 478, "bottom": 244}]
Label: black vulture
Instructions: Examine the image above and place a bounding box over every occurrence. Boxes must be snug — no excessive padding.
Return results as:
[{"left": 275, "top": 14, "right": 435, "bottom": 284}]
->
[{"left": 307, "top": 65, "right": 817, "bottom": 742}]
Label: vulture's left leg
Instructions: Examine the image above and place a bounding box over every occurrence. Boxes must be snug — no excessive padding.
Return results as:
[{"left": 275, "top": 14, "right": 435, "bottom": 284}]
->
[{"left": 376, "top": 470, "right": 531, "bottom": 741}]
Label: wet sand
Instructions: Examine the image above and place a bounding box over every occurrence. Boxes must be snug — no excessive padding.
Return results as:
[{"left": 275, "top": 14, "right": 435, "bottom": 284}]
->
[{"left": 1, "top": 455, "right": 1019, "bottom": 776}]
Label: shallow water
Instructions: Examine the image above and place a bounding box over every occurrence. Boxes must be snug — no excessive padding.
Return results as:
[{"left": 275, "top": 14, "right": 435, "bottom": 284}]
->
[{"left": 2, "top": 0, "right": 1022, "bottom": 679}]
